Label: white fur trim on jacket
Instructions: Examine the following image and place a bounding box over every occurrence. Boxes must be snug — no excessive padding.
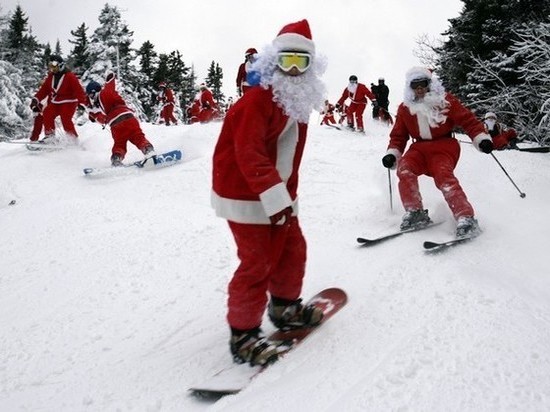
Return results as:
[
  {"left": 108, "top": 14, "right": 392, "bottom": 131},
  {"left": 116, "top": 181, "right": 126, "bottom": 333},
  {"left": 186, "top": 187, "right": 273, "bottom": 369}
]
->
[
  {"left": 472, "top": 132, "right": 492, "bottom": 151},
  {"left": 385, "top": 148, "right": 402, "bottom": 170},
  {"left": 211, "top": 190, "right": 297, "bottom": 225}
]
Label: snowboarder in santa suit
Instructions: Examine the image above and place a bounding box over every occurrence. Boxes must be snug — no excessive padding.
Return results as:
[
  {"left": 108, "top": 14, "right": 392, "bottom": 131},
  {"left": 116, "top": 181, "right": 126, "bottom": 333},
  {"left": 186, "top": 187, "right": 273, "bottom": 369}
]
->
[
  {"left": 157, "top": 82, "right": 178, "bottom": 126},
  {"left": 236, "top": 47, "right": 258, "bottom": 96},
  {"left": 381, "top": 67, "right": 494, "bottom": 238},
  {"left": 336, "top": 75, "right": 377, "bottom": 133},
  {"left": 211, "top": 19, "right": 326, "bottom": 366},
  {"left": 30, "top": 55, "right": 87, "bottom": 141},
  {"left": 85, "top": 73, "right": 155, "bottom": 166}
]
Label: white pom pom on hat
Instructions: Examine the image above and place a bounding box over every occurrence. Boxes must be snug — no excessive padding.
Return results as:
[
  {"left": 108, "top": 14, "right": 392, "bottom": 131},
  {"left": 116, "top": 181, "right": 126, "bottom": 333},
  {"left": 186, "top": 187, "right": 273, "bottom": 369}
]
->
[{"left": 272, "top": 19, "right": 315, "bottom": 54}]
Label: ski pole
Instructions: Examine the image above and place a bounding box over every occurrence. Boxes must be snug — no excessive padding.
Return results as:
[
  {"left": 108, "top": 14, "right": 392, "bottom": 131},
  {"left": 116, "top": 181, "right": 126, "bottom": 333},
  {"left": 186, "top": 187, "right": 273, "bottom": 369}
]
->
[
  {"left": 490, "top": 152, "right": 526, "bottom": 198},
  {"left": 387, "top": 169, "right": 393, "bottom": 211}
]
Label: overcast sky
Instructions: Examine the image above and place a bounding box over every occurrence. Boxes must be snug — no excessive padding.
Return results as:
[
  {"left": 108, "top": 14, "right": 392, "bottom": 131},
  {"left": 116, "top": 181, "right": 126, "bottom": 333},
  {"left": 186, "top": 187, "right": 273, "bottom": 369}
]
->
[{"left": 1, "top": 0, "right": 463, "bottom": 112}]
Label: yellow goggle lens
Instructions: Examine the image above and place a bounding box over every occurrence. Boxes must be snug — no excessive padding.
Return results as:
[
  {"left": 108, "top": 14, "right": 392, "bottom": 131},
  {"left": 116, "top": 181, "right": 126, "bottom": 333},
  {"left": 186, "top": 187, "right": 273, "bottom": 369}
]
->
[{"left": 277, "top": 53, "right": 311, "bottom": 72}]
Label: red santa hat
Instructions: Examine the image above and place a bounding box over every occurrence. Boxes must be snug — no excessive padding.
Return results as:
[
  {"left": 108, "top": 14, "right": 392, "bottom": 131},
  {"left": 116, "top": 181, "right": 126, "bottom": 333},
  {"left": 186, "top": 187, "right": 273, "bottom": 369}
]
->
[
  {"left": 272, "top": 19, "right": 315, "bottom": 55},
  {"left": 245, "top": 47, "right": 258, "bottom": 56}
]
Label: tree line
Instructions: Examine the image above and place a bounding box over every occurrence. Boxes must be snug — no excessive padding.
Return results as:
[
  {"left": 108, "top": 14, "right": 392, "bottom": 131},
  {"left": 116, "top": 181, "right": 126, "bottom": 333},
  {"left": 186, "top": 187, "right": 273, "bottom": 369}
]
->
[
  {"left": 423, "top": 0, "right": 550, "bottom": 144},
  {"left": 2, "top": 1, "right": 550, "bottom": 144},
  {"left": 0, "top": 3, "right": 225, "bottom": 137}
]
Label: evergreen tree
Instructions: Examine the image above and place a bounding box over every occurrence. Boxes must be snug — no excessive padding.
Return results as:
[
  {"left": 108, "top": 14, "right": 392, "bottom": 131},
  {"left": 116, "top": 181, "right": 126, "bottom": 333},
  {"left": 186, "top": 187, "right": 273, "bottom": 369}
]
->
[
  {"left": 205, "top": 61, "right": 224, "bottom": 105},
  {"left": 68, "top": 23, "right": 90, "bottom": 76},
  {"left": 83, "top": 4, "right": 145, "bottom": 119}
]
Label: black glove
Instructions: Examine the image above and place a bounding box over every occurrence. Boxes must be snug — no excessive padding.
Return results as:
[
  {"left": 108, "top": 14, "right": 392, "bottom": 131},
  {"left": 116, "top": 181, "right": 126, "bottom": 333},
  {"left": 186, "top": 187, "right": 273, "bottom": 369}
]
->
[
  {"left": 78, "top": 104, "right": 87, "bottom": 112},
  {"left": 382, "top": 154, "right": 396, "bottom": 169},
  {"left": 269, "top": 206, "right": 293, "bottom": 225},
  {"left": 30, "top": 97, "right": 40, "bottom": 112},
  {"left": 479, "top": 140, "right": 494, "bottom": 154},
  {"left": 371, "top": 100, "right": 378, "bottom": 107}
]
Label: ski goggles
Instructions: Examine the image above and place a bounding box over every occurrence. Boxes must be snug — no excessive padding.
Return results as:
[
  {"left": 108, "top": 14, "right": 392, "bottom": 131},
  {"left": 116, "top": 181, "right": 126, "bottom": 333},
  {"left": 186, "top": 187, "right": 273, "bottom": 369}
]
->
[
  {"left": 410, "top": 79, "right": 431, "bottom": 89},
  {"left": 277, "top": 52, "right": 311, "bottom": 73}
]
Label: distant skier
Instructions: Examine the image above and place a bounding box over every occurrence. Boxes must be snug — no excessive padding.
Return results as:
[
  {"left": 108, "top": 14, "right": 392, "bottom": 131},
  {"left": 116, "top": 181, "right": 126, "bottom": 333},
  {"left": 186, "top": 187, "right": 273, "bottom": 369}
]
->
[
  {"left": 320, "top": 99, "right": 337, "bottom": 125},
  {"left": 197, "top": 83, "right": 217, "bottom": 123},
  {"left": 336, "top": 75, "right": 377, "bottom": 133},
  {"left": 483, "top": 112, "right": 519, "bottom": 150},
  {"left": 157, "top": 82, "right": 178, "bottom": 126},
  {"left": 211, "top": 19, "right": 326, "bottom": 367},
  {"left": 30, "top": 55, "right": 87, "bottom": 142},
  {"left": 381, "top": 67, "right": 494, "bottom": 238},
  {"left": 236, "top": 47, "right": 258, "bottom": 96},
  {"left": 85, "top": 73, "right": 155, "bottom": 167}
]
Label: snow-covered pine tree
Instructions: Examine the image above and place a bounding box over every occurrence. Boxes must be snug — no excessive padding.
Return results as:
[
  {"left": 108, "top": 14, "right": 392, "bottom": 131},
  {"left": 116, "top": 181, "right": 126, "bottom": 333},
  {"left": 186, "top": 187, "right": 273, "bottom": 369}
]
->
[
  {"left": 0, "top": 5, "right": 44, "bottom": 138},
  {"left": 436, "top": 0, "right": 550, "bottom": 141},
  {"left": 205, "top": 61, "right": 225, "bottom": 106},
  {"left": 68, "top": 23, "right": 91, "bottom": 77},
  {"left": 81, "top": 4, "right": 146, "bottom": 120}
]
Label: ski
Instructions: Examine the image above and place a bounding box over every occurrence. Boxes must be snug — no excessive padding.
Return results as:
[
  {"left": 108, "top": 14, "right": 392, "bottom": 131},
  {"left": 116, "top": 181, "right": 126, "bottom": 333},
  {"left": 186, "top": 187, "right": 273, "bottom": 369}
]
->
[
  {"left": 357, "top": 221, "right": 443, "bottom": 247},
  {"left": 324, "top": 124, "right": 342, "bottom": 130},
  {"left": 189, "top": 287, "right": 347, "bottom": 399},
  {"left": 26, "top": 141, "right": 66, "bottom": 152},
  {"left": 83, "top": 149, "right": 182, "bottom": 176},
  {"left": 515, "top": 146, "right": 550, "bottom": 153},
  {"left": 423, "top": 235, "right": 476, "bottom": 252}
]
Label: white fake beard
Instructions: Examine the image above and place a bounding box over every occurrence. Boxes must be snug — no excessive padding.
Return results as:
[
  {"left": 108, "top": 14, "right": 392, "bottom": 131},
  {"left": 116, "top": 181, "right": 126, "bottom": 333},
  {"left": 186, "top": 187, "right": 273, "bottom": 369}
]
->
[
  {"left": 484, "top": 119, "right": 496, "bottom": 130},
  {"left": 406, "top": 91, "right": 449, "bottom": 127},
  {"left": 347, "top": 82, "right": 358, "bottom": 93},
  {"left": 270, "top": 69, "right": 326, "bottom": 124}
]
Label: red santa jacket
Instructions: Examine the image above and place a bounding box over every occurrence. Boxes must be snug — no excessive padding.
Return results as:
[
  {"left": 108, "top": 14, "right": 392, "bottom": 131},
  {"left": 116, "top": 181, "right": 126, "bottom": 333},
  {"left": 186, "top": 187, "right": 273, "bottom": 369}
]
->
[
  {"left": 211, "top": 86, "right": 307, "bottom": 224},
  {"left": 337, "top": 83, "right": 376, "bottom": 106},
  {"left": 387, "top": 92, "right": 489, "bottom": 158},
  {"left": 159, "top": 88, "right": 175, "bottom": 106},
  {"left": 34, "top": 70, "right": 87, "bottom": 105},
  {"left": 236, "top": 61, "right": 255, "bottom": 91},
  {"left": 87, "top": 77, "right": 134, "bottom": 126},
  {"left": 199, "top": 88, "right": 216, "bottom": 110}
]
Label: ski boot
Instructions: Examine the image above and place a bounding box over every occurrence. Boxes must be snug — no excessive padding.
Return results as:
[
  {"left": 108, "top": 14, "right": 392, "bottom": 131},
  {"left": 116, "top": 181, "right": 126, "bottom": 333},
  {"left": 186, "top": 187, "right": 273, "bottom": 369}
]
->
[
  {"left": 111, "top": 154, "right": 123, "bottom": 167},
  {"left": 230, "top": 327, "right": 280, "bottom": 366},
  {"left": 400, "top": 209, "right": 432, "bottom": 231},
  {"left": 268, "top": 296, "right": 323, "bottom": 330},
  {"left": 455, "top": 216, "right": 480, "bottom": 238}
]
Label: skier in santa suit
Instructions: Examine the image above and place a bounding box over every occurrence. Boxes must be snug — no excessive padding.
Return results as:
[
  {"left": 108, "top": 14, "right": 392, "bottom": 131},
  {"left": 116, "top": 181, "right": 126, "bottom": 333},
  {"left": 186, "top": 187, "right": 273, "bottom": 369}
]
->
[
  {"left": 197, "top": 83, "right": 217, "bottom": 123},
  {"left": 236, "top": 47, "right": 258, "bottom": 96},
  {"left": 157, "top": 82, "right": 178, "bottom": 126},
  {"left": 85, "top": 73, "right": 155, "bottom": 166},
  {"left": 30, "top": 55, "right": 87, "bottom": 141},
  {"left": 483, "top": 111, "right": 519, "bottom": 150},
  {"left": 336, "top": 75, "right": 377, "bottom": 133},
  {"left": 382, "top": 67, "right": 494, "bottom": 238},
  {"left": 211, "top": 19, "right": 326, "bottom": 366},
  {"left": 320, "top": 99, "right": 337, "bottom": 125}
]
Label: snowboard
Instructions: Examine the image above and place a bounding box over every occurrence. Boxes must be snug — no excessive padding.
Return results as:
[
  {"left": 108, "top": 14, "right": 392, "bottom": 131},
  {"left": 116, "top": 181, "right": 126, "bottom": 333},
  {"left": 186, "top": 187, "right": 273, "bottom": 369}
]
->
[
  {"left": 83, "top": 149, "right": 182, "bottom": 176},
  {"left": 189, "top": 287, "right": 347, "bottom": 399}
]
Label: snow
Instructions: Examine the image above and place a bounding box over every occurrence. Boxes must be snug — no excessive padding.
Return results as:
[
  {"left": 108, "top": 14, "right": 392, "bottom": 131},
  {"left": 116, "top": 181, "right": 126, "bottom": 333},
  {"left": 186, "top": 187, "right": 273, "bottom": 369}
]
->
[{"left": 1, "top": 118, "right": 550, "bottom": 411}]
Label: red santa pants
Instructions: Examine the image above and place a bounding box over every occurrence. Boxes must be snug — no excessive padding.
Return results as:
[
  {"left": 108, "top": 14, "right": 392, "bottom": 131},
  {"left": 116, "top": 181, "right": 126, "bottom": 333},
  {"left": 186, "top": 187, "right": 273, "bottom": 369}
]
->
[
  {"left": 321, "top": 114, "right": 336, "bottom": 125},
  {"left": 397, "top": 138, "right": 475, "bottom": 219},
  {"left": 111, "top": 116, "right": 152, "bottom": 159},
  {"left": 30, "top": 114, "right": 43, "bottom": 141},
  {"left": 346, "top": 102, "right": 366, "bottom": 130},
  {"left": 226, "top": 218, "right": 307, "bottom": 331},
  {"left": 160, "top": 104, "right": 178, "bottom": 125},
  {"left": 43, "top": 102, "right": 79, "bottom": 137}
]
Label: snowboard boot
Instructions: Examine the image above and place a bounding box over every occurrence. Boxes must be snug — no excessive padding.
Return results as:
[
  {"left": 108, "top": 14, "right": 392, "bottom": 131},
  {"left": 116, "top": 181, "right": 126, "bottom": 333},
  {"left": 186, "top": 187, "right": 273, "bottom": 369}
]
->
[
  {"left": 268, "top": 296, "right": 324, "bottom": 330},
  {"left": 111, "top": 154, "right": 123, "bottom": 167},
  {"left": 230, "top": 327, "right": 280, "bottom": 366},
  {"left": 400, "top": 209, "right": 432, "bottom": 231},
  {"left": 455, "top": 216, "right": 480, "bottom": 238}
]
